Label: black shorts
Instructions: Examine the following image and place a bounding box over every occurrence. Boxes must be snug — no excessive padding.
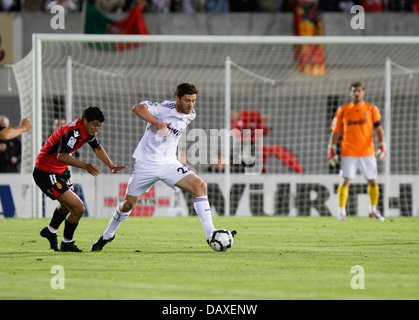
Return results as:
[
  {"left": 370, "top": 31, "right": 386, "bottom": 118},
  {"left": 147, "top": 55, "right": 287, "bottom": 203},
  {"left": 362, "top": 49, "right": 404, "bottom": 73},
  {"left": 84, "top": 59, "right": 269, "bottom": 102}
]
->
[{"left": 33, "top": 167, "right": 74, "bottom": 200}]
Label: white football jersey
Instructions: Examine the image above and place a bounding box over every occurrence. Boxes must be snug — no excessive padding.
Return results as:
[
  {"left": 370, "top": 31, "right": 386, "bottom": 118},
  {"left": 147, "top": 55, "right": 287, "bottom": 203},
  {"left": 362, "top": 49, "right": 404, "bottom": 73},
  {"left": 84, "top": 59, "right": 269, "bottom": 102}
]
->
[{"left": 132, "top": 100, "right": 196, "bottom": 164}]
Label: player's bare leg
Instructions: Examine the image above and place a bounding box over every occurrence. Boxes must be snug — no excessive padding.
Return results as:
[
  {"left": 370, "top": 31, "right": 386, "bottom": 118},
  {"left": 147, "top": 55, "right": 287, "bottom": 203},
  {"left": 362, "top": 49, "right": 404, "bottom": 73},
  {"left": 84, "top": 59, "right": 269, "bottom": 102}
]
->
[
  {"left": 57, "top": 190, "right": 85, "bottom": 251},
  {"left": 119, "top": 193, "right": 144, "bottom": 212},
  {"left": 40, "top": 190, "right": 84, "bottom": 252},
  {"left": 175, "top": 173, "right": 206, "bottom": 198},
  {"left": 175, "top": 173, "right": 215, "bottom": 239}
]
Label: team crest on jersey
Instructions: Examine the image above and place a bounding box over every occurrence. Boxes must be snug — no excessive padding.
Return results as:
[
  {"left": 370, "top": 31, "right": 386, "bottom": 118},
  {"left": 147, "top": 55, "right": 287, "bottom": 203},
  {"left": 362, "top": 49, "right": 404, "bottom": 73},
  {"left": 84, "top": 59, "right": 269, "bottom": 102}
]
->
[
  {"left": 74, "top": 130, "right": 80, "bottom": 138},
  {"left": 56, "top": 183, "right": 62, "bottom": 189},
  {"left": 67, "top": 136, "right": 77, "bottom": 149}
]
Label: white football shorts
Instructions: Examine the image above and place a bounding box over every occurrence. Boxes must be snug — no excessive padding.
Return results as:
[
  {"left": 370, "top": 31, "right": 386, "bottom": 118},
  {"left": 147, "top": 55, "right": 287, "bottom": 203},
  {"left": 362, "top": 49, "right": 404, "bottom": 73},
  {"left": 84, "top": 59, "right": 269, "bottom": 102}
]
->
[
  {"left": 126, "top": 160, "right": 194, "bottom": 196},
  {"left": 339, "top": 156, "right": 378, "bottom": 180}
]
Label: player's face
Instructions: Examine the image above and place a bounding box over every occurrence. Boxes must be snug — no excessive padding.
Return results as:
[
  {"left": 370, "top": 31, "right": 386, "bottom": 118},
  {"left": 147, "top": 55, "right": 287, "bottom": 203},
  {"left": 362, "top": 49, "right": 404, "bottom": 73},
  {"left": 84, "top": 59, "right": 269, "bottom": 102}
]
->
[
  {"left": 176, "top": 94, "right": 197, "bottom": 114},
  {"left": 350, "top": 86, "right": 365, "bottom": 104},
  {"left": 83, "top": 119, "right": 103, "bottom": 136}
]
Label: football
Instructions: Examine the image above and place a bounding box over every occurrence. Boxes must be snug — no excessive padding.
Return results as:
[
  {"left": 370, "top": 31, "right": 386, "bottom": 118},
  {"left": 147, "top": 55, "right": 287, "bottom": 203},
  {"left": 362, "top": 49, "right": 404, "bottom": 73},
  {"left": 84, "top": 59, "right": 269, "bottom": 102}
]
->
[{"left": 208, "top": 229, "right": 235, "bottom": 252}]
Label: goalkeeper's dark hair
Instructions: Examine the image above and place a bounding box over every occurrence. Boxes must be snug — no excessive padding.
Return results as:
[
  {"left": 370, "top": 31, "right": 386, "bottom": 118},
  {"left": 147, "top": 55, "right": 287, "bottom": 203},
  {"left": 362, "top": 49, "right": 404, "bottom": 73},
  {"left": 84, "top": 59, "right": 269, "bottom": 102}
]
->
[
  {"left": 175, "top": 82, "right": 198, "bottom": 98},
  {"left": 350, "top": 81, "right": 365, "bottom": 91},
  {"left": 82, "top": 106, "right": 106, "bottom": 122}
]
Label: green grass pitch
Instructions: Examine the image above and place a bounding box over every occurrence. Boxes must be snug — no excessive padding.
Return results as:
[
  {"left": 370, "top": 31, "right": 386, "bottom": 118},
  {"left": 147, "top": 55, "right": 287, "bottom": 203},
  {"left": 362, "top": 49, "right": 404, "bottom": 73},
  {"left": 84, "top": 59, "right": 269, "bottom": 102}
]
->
[{"left": 0, "top": 216, "right": 418, "bottom": 300}]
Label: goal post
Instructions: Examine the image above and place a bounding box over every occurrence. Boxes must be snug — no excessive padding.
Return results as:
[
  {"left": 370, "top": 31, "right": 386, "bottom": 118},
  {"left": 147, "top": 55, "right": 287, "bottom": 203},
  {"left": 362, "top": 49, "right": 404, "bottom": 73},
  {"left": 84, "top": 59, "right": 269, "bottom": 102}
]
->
[
  {"left": 32, "top": 34, "right": 43, "bottom": 218},
  {"left": 224, "top": 56, "right": 231, "bottom": 217},
  {"left": 384, "top": 57, "right": 391, "bottom": 218},
  {"left": 11, "top": 34, "right": 419, "bottom": 218}
]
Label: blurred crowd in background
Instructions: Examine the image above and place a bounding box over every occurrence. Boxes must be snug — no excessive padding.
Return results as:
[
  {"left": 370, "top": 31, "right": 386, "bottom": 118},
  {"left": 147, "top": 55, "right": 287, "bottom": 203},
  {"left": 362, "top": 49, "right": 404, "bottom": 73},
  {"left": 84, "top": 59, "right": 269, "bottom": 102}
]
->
[{"left": 1, "top": 0, "right": 418, "bottom": 13}]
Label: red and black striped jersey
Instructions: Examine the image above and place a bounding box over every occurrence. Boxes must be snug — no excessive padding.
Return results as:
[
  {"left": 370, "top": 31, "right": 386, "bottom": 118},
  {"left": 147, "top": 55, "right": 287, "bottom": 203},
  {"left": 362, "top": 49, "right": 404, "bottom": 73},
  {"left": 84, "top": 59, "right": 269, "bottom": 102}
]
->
[{"left": 35, "top": 118, "right": 100, "bottom": 173}]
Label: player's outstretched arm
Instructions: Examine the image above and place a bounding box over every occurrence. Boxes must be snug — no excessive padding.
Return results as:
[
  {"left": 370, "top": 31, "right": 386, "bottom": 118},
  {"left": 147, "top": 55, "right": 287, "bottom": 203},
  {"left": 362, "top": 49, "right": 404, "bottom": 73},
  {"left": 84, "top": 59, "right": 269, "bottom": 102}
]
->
[
  {"left": 57, "top": 152, "right": 100, "bottom": 176},
  {"left": 92, "top": 145, "right": 127, "bottom": 174}
]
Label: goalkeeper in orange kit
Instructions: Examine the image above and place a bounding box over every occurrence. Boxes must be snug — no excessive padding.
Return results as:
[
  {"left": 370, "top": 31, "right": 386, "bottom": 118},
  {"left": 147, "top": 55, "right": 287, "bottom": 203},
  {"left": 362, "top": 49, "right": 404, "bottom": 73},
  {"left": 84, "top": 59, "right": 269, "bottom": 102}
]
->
[{"left": 327, "top": 82, "right": 387, "bottom": 221}]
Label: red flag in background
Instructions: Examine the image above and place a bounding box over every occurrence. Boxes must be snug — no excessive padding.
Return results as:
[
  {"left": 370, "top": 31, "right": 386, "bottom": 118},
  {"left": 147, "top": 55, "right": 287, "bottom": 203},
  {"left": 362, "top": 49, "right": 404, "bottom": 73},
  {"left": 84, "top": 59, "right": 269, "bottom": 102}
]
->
[
  {"left": 361, "top": 0, "right": 384, "bottom": 11},
  {"left": 84, "top": 1, "right": 149, "bottom": 51},
  {"left": 293, "top": 0, "right": 326, "bottom": 76},
  {"left": 113, "top": 1, "right": 149, "bottom": 51}
]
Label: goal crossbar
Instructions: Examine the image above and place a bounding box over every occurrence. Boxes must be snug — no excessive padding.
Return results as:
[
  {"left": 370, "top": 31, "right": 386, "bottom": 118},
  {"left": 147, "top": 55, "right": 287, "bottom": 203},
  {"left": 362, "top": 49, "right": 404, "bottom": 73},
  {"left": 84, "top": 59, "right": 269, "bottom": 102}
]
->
[{"left": 33, "top": 33, "right": 419, "bottom": 45}]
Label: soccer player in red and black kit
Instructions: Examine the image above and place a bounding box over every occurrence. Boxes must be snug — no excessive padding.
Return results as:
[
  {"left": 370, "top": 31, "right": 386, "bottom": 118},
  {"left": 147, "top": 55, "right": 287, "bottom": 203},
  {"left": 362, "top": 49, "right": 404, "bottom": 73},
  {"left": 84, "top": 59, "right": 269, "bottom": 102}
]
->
[{"left": 34, "top": 107, "right": 127, "bottom": 252}]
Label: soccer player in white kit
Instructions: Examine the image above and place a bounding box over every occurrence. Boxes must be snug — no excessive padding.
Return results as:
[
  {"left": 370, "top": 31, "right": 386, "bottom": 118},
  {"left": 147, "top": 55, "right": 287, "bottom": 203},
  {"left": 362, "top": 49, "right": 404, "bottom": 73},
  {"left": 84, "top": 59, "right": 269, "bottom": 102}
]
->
[{"left": 91, "top": 83, "right": 234, "bottom": 251}]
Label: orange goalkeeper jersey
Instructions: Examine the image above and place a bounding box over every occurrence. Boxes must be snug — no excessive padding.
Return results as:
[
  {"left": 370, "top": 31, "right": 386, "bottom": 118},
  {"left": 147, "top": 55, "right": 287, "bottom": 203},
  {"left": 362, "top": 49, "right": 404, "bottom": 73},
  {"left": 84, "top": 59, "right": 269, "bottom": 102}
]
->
[{"left": 330, "top": 101, "right": 382, "bottom": 157}]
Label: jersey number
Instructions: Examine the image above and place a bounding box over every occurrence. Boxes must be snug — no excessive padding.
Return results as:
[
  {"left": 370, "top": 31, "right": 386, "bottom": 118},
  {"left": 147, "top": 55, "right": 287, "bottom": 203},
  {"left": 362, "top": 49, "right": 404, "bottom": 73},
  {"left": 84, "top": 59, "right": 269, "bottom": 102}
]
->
[{"left": 177, "top": 167, "right": 189, "bottom": 174}]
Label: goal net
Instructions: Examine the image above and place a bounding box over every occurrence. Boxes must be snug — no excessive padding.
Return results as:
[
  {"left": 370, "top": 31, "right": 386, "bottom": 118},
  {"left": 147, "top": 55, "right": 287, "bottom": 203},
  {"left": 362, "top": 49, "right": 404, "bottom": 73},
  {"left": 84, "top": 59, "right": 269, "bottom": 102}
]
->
[{"left": 11, "top": 35, "right": 419, "bottom": 218}]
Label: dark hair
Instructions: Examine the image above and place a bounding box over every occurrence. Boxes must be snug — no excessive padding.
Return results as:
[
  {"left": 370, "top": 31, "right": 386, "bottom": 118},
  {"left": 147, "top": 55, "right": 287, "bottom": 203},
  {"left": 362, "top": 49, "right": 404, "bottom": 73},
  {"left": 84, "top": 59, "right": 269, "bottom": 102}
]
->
[
  {"left": 82, "top": 107, "right": 106, "bottom": 122},
  {"left": 350, "top": 82, "right": 365, "bottom": 91},
  {"left": 175, "top": 82, "right": 198, "bottom": 98}
]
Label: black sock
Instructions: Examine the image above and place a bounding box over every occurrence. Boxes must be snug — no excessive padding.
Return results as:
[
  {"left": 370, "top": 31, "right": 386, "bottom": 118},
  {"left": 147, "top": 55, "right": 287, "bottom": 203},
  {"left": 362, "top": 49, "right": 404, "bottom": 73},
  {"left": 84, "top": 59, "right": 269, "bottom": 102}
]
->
[
  {"left": 49, "top": 208, "right": 67, "bottom": 230},
  {"left": 63, "top": 220, "right": 78, "bottom": 242}
]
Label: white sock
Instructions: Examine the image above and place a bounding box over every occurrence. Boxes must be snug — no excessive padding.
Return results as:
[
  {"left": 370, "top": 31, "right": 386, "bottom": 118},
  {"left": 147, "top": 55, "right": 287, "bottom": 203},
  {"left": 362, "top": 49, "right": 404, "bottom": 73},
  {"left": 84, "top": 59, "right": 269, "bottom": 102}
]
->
[
  {"left": 338, "top": 207, "right": 346, "bottom": 215},
  {"left": 193, "top": 196, "right": 215, "bottom": 239},
  {"left": 337, "top": 207, "right": 346, "bottom": 220},
  {"left": 48, "top": 226, "right": 57, "bottom": 234},
  {"left": 103, "top": 204, "right": 131, "bottom": 240}
]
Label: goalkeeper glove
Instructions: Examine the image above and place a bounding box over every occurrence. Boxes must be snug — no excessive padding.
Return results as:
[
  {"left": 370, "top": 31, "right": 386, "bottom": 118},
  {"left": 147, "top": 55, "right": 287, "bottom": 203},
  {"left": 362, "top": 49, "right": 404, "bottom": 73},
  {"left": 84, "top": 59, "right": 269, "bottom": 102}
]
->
[
  {"left": 327, "top": 144, "right": 339, "bottom": 167},
  {"left": 376, "top": 142, "right": 387, "bottom": 162}
]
